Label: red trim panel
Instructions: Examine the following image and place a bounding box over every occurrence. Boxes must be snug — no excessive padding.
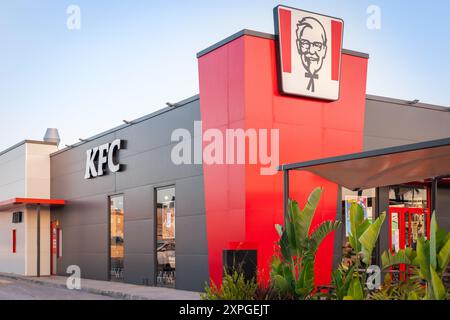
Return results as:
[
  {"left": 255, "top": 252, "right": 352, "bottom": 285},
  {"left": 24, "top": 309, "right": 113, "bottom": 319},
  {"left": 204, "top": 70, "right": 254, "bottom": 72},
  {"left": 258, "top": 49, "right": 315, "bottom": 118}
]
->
[
  {"left": 0, "top": 198, "right": 65, "bottom": 210},
  {"left": 279, "top": 8, "right": 292, "bottom": 73},
  {"left": 331, "top": 20, "right": 343, "bottom": 81}
]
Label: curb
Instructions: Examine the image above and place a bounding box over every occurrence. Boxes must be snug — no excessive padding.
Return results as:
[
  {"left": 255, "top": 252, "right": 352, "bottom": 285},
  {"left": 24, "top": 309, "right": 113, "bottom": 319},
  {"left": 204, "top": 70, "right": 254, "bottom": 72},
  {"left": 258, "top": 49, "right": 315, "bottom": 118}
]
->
[{"left": 0, "top": 273, "right": 151, "bottom": 300}]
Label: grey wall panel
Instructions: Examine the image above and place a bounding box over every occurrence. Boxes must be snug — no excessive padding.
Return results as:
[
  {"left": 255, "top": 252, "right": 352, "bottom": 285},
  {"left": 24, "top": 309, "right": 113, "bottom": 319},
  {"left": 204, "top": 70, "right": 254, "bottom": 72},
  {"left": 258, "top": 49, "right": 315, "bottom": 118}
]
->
[
  {"left": 51, "top": 170, "right": 116, "bottom": 200},
  {"left": 123, "top": 253, "right": 155, "bottom": 286},
  {"left": 176, "top": 175, "right": 206, "bottom": 217},
  {"left": 176, "top": 215, "right": 208, "bottom": 256},
  {"left": 364, "top": 99, "right": 450, "bottom": 151},
  {"left": 116, "top": 101, "right": 201, "bottom": 159},
  {"left": 62, "top": 224, "right": 108, "bottom": 255},
  {"left": 78, "top": 253, "right": 109, "bottom": 281},
  {"left": 124, "top": 185, "right": 154, "bottom": 222},
  {"left": 115, "top": 143, "right": 203, "bottom": 191},
  {"left": 176, "top": 254, "right": 209, "bottom": 292},
  {"left": 363, "top": 136, "right": 416, "bottom": 151},
  {"left": 53, "top": 195, "right": 108, "bottom": 228},
  {"left": 436, "top": 187, "right": 450, "bottom": 232},
  {"left": 124, "top": 219, "right": 154, "bottom": 255},
  {"left": 57, "top": 253, "right": 109, "bottom": 281},
  {"left": 51, "top": 99, "right": 208, "bottom": 291}
]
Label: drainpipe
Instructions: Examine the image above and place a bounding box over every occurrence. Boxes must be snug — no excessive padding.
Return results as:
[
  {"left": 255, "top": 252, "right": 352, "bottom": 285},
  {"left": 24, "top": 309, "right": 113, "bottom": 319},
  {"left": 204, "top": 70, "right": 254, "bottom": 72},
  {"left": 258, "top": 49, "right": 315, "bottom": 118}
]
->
[{"left": 37, "top": 204, "right": 41, "bottom": 277}]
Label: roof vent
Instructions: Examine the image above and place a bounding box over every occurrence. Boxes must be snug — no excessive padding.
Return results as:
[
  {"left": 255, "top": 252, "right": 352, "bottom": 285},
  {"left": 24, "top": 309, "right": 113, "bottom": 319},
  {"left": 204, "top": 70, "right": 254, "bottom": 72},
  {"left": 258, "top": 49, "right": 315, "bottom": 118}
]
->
[{"left": 43, "top": 128, "right": 61, "bottom": 146}]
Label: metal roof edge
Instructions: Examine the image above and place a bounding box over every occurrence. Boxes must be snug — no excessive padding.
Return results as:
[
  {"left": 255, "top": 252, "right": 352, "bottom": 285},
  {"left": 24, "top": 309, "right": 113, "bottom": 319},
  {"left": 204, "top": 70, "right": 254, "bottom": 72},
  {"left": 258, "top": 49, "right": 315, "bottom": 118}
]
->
[
  {"left": 366, "top": 94, "right": 449, "bottom": 112},
  {"left": 0, "top": 140, "right": 57, "bottom": 158},
  {"left": 196, "top": 29, "right": 370, "bottom": 59},
  {"left": 50, "top": 95, "right": 200, "bottom": 157}
]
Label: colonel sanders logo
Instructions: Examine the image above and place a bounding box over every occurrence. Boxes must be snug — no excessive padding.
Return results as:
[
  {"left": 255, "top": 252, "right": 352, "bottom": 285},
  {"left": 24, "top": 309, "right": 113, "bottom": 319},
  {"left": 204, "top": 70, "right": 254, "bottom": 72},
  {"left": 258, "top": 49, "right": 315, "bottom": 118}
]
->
[
  {"left": 296, "top": 17, "right": 327, "bottom": 93},
  {"left": 275, "top": 6, "right": 343, "bottom": 101}
]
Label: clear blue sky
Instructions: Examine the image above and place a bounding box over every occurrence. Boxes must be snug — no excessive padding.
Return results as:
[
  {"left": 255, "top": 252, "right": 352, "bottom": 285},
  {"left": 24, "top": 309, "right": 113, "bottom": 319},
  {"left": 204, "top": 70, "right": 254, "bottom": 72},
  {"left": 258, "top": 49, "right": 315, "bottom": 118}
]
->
[{"left": 1, "top": 0, "right": 449, "bottom": 150}]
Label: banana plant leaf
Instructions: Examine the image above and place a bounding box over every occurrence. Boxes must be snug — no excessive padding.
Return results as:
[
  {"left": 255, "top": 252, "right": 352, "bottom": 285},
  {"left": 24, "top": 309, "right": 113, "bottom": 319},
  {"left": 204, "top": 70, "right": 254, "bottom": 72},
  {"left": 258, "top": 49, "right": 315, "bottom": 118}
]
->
[
  {"left": 277, "top": 226, "right": 291, "bottom": 262},
  {"left": 295, "top": 259, "right": 315, "bottom": 298},
  {"left": 430, "top": 265, "right": 446, "bottom": 300},
  {"left": 296, "top": 188, "right": 323, "bottom": 243},
  {"left": 381, "top": 248, "right": 416, "bottom": 270},
  {"left": 332, "top": 265, "right": 355, "bottom": 300},
  {"left": 359, "top": 213, "right": 386, "bottom": 265},
  {"left": 437, "top": 236, "right": 450, "bottom": 272},
  {"left": 309, "top": 220, "right": 341, "bottom": 254},
  {"left": 436, "top": 227, "right": 449, "bottom": 252},
  {"left": 287, "top": 200, "right": 299, "bottom": 257},
  {"left": 414, "top": 237, "right": 431, "bottom": 281},
  {"left": 430, "top": 214, "right": 437, "bottom": 270},
  {"left": 349, "top": 203, "right": 370, "bottom": 252},
  {"left": 345, "top": 277, "right": 364, "bottom": 300}
]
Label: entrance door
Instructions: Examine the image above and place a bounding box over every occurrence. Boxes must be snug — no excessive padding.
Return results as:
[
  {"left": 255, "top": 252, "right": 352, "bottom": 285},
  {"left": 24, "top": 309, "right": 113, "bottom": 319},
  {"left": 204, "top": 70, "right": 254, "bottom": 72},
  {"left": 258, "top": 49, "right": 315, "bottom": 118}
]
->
[
  {"left": 51, "top": 221, "right": 58, "bottom": 276},
  {"left": 388, "top": 207, "right": 430, "bottom": 280}
]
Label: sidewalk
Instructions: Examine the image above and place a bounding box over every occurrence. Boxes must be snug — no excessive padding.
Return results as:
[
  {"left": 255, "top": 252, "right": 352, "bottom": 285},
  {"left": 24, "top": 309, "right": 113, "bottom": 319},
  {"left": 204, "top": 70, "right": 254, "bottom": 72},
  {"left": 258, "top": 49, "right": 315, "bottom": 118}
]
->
[{"left": 0, "top": 273, "right": 201, "bottom": 300}]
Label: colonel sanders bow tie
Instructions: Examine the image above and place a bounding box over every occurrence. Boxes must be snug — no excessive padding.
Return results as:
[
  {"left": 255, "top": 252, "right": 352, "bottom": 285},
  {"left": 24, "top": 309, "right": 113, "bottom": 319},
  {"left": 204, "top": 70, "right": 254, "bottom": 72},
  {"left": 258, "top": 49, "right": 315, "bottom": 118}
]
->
[{"left": 305, "top": 72, "right": 319, "bottom": 92}]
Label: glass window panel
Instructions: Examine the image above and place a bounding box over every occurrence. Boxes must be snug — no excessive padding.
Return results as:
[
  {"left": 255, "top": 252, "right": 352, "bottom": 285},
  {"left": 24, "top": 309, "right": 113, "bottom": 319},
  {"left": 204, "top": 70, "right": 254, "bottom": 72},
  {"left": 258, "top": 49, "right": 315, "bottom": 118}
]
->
[
  {"left": 156, "top": 187, "right": 176, "bottom": 288},
  {"left": 389, "top": 186, "right": 428, "bottom": 208},
  {"left": 341, "top": 188, "right": 376, "bottom": 238},
  {"left": 110, "top": 195, "right": 124, "bottom": 282}
]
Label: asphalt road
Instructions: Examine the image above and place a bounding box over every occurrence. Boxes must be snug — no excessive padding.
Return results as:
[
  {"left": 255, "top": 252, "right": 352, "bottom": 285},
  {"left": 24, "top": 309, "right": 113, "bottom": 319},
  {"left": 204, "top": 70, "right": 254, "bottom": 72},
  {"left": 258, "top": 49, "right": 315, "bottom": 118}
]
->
[{"left": 0, "top": 278, "right": 115, "bottom": 300}]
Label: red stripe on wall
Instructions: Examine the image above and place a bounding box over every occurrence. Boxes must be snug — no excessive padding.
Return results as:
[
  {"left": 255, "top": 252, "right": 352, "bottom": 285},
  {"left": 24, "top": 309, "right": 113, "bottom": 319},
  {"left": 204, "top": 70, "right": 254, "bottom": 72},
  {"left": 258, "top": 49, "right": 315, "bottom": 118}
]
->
[
  {"left": 279, "top": 8, "right": 292, "bottom": 73},
  {"left": 12, "top": 229, "right": 16, "bottom": 253},
  {"left": 331, "top": 20, "right": 343, "bottom": 81}
]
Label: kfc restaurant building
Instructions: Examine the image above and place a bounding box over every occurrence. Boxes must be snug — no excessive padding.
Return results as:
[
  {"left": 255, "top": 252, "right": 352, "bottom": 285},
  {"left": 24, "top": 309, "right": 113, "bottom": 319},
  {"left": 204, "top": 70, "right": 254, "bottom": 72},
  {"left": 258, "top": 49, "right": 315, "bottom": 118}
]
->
[{"left": 0, "top": 6, "right": 449, "bottom": 292}]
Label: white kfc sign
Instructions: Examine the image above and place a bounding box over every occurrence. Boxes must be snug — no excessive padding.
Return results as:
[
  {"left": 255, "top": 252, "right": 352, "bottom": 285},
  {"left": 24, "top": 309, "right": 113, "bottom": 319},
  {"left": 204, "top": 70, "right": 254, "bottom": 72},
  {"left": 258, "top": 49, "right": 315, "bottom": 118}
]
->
[
  {"left": 274, "top": 5, "right": 344, "bottom": 101},
  {"left": 84, "top": 139, "right": 124, "bottom": 179}
]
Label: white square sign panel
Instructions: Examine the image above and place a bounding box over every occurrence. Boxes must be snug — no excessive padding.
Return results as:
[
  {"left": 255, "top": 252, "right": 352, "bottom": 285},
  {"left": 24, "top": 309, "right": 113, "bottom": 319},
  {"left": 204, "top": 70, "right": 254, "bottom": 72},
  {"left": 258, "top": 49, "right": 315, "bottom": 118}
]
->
[{"left": 274, "top": 6, "right": 344, "bottom": 101}]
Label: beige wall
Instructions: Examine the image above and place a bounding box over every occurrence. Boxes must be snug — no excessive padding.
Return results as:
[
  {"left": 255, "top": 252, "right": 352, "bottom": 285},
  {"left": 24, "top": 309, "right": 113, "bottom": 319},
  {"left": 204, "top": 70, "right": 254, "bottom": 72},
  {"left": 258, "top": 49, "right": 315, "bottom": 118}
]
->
[
  {"left": 0, "top": 144, "right": 26, "bottom": 202},
  {"left": 25, "top": 206, "right": 51, "bottom": 276},
  {"left": 26, "top": 143, "right": 56, "bottom": 199},
  {"left": 0, "top": 141, "right": 57, "bottom": 276},
  {"left": 0, "top": 205, "right": 26, "bottom": 274}
]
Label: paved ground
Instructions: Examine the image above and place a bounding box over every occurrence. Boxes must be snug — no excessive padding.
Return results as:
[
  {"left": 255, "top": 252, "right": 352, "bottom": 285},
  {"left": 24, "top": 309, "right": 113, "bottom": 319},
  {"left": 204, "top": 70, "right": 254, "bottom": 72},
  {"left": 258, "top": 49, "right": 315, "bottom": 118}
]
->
[
  {"left": 0, "top": 278, "right": 115, "bottom": 300},
  {"left": 0, "top": 273, "right": 201, "bottom": 300}
]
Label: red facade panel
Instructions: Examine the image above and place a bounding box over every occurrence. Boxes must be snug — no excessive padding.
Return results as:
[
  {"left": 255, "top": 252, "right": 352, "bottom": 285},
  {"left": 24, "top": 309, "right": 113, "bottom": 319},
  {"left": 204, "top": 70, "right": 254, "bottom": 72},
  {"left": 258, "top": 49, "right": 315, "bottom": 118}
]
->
[{"left": 198, "top": 34, "right": 368, "bottom": 286}]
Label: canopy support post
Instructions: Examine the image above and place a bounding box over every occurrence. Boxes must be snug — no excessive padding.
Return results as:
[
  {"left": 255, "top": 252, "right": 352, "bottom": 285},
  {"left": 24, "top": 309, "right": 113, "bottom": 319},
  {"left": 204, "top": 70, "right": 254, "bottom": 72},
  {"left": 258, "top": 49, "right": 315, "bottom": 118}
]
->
[
  {"left": 283, "top": 169, "right": 290, "bottom": 224},
  {"left": 431, "top": 177, "right": 439, "bottom": 216}
]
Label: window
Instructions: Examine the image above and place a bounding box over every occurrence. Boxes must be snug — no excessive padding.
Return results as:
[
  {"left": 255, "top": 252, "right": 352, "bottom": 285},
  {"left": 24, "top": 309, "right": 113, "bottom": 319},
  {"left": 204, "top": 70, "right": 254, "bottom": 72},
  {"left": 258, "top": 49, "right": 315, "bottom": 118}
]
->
[
  {"left": 110, "top": 195, "right": 124, "bottom": 282},
  {"left": 389, "top": 185, "right": 428, "bottom": 209},
  {"left": 341, "top": 188, "right": 376, "bottom": 238},
  {"left": 156, "top": 187, "right": 176, "bottom": 288}
]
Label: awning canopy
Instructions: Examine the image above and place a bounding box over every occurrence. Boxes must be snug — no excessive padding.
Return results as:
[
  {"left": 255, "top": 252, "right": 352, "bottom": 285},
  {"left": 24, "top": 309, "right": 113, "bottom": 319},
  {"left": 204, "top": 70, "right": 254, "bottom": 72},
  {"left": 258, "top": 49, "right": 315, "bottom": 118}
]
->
[
  {"left": 279, "top": 137, "right": 450, "bottom": 191},
  {"left": 0, "top": 198, "right": 65, "bottom": 211}
]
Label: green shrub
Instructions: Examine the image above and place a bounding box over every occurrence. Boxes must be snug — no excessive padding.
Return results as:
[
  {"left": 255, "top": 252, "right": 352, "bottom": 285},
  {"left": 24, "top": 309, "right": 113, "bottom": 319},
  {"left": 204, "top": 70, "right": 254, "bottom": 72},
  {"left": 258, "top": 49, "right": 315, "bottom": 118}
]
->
[
  {"left": 271, "top": 188, "right": 341, "bottom": 300},
  {"left": 201, "top": 270, "right": 257, "bottom": 300},
  {"left": 367, "top": 272, "right": 426, "bottom": 300}
]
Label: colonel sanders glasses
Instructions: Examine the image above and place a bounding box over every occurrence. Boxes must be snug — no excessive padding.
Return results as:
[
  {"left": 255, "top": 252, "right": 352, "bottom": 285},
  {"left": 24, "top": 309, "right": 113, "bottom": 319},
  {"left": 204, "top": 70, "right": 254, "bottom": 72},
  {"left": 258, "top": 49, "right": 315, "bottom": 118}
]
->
[{"left": 298, "top": 39, "right": 324, "bottom": 52}]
